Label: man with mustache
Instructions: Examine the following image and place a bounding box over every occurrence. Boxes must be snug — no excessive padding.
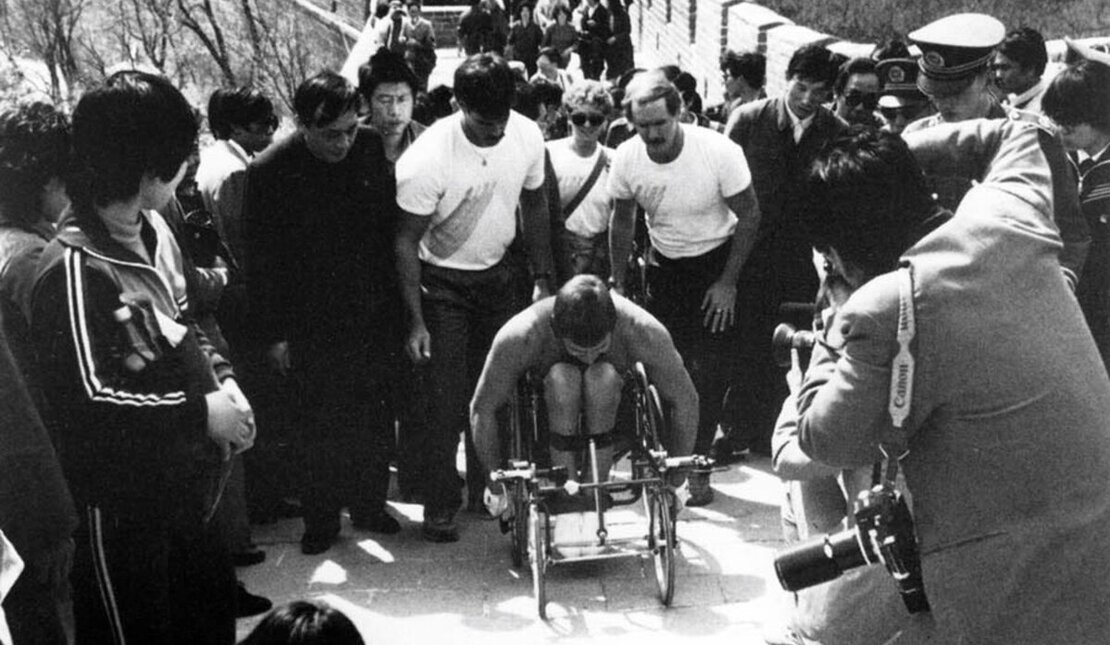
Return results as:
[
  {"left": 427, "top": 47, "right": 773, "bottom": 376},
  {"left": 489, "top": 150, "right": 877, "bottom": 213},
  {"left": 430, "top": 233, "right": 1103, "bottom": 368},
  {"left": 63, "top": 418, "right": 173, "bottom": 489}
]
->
[{"left": 608, "top": 69, "right": 762, "bottom": 505}]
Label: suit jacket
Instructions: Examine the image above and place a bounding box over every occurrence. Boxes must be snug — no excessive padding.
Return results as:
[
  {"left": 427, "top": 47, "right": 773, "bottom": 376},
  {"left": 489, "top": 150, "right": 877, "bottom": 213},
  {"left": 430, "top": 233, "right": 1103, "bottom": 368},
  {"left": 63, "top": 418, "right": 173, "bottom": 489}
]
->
[
  {"left": 578, "top": 3, "right": 610, "bottom": 51},
  {"left": 725, "top": 96, "right": 845, "bottom": 305},
  {"left": 195, "top": 139, "right": 250, "bottom": 265},
  {"left": 795, "top": 119, "right": 1110, "bottom": 643}
]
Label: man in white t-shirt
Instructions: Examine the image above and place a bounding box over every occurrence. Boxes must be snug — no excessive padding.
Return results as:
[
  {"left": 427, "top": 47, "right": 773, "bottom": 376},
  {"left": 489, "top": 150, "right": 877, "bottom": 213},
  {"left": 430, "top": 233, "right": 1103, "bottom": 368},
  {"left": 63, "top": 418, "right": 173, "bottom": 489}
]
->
[
  {"left": 608, "top": 69, "right": 761, "bottom": 506},
  {"left": 395, "top": 53, "right": 554, "bottom": 542}
]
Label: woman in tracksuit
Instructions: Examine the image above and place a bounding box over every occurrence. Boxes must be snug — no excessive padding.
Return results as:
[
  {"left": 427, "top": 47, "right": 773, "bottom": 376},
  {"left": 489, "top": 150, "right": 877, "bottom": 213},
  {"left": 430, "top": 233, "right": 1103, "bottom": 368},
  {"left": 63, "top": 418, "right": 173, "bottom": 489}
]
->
[{"left": 31, "top": 71, "right": 255, "bottom": 645}]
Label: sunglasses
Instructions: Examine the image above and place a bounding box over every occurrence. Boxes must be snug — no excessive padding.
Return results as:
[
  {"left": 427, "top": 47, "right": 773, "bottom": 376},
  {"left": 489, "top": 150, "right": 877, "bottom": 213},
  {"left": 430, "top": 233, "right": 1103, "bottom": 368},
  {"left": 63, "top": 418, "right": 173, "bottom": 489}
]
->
[
  {"left": 570, "top": 112, "right": 606, "bottom": 127},
  {"left": 843, "top": 91, "right": 879, "bottom": 111}
]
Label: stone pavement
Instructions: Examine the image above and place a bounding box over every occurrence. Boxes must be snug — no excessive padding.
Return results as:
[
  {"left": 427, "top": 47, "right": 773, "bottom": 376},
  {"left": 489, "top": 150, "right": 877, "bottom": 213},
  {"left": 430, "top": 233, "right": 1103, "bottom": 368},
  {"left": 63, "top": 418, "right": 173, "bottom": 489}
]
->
[{"left": 236, "top": 454, "right": 793, "bottom": 644}]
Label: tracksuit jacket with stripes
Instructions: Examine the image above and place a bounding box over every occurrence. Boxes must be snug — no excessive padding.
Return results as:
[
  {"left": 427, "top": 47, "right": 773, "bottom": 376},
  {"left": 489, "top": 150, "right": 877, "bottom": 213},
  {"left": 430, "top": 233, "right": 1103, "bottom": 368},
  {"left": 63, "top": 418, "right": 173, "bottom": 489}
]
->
[{"left": 30, "top": 207, "right": 231, "bottom": 521}]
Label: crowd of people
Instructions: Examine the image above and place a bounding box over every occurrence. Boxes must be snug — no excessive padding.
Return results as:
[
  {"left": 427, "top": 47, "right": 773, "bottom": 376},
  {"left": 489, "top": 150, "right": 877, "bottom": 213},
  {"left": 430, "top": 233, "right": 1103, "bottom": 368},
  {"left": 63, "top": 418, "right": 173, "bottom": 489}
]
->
[{"left": 2, "top": 2, "right": 1110, "bottom": 643}]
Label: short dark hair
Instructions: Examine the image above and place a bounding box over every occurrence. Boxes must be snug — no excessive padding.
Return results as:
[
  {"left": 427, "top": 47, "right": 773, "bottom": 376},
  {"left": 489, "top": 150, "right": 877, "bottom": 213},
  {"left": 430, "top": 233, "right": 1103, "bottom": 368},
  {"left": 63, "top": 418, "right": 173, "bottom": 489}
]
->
[
  {"left": 538, "top": 46, "right": 563, "bottom": 67},
  {"left": 720, "top": 50, "right": 766, "bottom": 89},
  {"left": 0, "top": 102, "right": 70, "bottom": 222},
  {"left": 412, "top": 84, "right": 456, "bottom": 125},
  {"left": 240, "top": 601, "right": 365, "bottom": 645},
  {"left": 801, "top": 126, "right": 936, "bottom": 278},
  {"left": 551, "top": 275, "right": 617, "bottom": 346},
  {"left": 833, "top": 57, "right": 878, "bottom": 96},
  {"left": 551, "top": 5, "right": 571, "bottom": 21},
  {"left": 454, "top": 53, "right": 516, "bottom": 118},
  {"left": 293, "top": 71, "right": 361, "bottom": 127},
  {"left": 786, "top": 44, "right": 839, "bottom": 86},
  {"left": 207, "top": 87, "right": 275, "bottom": 140},
  {"left": 1043, "top": 60, "right": 1110, "bottom": 131},
  {"left": 871, "top": 38, "right": 911, "bottom": 61},
  {"left": 358, "top": 46, "right": 418, "bottom": 100},
  {"left": 69, "top": 71, "right": 197, "bottom": 213},
  {"left": 998, "top": 27, "right": 1048, "bottom": 77}
]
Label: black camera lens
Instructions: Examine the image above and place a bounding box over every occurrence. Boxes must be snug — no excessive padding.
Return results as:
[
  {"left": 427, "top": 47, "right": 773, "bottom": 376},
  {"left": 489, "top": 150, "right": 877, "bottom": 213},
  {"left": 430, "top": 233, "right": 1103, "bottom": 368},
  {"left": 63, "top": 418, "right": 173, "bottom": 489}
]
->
[{"left": 774, "top": 529, "right": 869, "bottom": 592}]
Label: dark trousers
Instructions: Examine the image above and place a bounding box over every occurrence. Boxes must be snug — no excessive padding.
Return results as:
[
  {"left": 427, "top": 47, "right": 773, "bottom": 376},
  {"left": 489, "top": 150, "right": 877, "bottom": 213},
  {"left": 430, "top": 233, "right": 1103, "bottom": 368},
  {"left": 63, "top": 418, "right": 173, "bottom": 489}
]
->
[
  {"left": 417, "top": 261, "right": 521, "bottom": 517},
  {"left": 5, "top": 540, "right": 73, "bottom": 645},
  {"left": 233, "top": 347, "right": 306, "bottom": 522},
  {"left": 645, "top": 242, "right": 743, "bottom": 455},
  {"left": 580, "top": 39, "right": 605, "bottom": 80},
  {"left": 298, "top": 335, "right": 397, "bottom": 537},
  {"left": 71, "top": 504, "right": 235, "bottom": 645}
]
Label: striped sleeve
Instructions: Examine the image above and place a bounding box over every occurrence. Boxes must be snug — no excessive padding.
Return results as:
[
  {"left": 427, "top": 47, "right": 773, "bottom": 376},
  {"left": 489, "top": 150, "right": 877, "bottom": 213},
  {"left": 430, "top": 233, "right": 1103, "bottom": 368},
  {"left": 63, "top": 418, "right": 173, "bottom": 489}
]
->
[{"left": 63, "top": 247, "right": 187, "bottom": 407}]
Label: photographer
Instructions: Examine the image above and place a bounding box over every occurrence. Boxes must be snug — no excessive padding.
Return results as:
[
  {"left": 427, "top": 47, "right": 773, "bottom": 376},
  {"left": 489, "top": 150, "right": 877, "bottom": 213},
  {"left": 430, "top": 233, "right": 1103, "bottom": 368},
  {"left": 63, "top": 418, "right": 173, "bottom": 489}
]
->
[
  {"left": 789, "top": 121, "right": 1110, "bottom": 643},
  {"left": 768, "top": 267, "right": 931, "bottom": 645}
]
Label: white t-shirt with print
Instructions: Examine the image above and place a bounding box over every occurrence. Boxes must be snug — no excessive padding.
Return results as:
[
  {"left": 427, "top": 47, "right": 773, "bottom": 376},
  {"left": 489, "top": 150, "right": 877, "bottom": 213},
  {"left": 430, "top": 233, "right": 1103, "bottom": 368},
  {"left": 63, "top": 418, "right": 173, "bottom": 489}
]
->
[
  {"left": 396, "top": 110, "right": 546, "bottom": 270},
  {"left": 547, "top": 139, "right": 612, "bottom": 238},
  {"left": 607, "top": 124, "right": 752, "bottom": 259}
]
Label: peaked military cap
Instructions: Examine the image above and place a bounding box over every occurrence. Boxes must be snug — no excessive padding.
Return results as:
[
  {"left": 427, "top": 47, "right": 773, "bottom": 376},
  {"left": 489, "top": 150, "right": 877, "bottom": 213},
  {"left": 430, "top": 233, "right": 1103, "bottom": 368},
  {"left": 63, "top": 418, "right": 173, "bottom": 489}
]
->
[
  {"left": 908, "top": 13, "right": 1005, "bottom": 97},
  {"left": 876, "top": 58, "right": 927, "bottom": 107}
]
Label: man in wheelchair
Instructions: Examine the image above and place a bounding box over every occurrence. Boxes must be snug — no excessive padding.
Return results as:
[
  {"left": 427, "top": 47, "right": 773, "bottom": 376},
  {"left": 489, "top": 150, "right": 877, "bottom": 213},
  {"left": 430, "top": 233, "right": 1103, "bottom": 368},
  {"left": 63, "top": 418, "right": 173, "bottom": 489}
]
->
[{"left": 471, "top": 275, "right": 699, "bottom": 514}]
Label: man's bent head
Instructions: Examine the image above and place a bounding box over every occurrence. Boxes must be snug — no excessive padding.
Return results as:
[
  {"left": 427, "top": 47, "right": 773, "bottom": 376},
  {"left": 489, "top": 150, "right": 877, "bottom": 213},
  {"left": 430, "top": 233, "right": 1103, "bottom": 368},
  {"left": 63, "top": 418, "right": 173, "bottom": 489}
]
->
[
  {"left": 801, "top": 126, "right": 937, "bottom": 281},
  {"left": 552, "top": 275, "right": 617, "bottom": 363}
]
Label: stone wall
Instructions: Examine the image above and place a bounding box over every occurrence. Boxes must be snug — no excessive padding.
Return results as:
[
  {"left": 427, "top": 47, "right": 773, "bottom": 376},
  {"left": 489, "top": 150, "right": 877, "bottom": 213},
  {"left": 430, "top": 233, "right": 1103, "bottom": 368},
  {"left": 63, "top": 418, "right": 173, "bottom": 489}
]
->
[{"left": 630, "top": 0, "right": 1110, "bottom": 108}]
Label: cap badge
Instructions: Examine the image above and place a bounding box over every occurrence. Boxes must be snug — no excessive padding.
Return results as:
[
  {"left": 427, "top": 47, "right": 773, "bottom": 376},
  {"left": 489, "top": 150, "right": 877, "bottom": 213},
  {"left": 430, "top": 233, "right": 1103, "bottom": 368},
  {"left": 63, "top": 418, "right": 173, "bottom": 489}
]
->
[
  {"left": 889, "top": 66, "right": 906, "bottom": 83},
  {"left": 923, "top": 51, "right": 945, "bottom": 70}
]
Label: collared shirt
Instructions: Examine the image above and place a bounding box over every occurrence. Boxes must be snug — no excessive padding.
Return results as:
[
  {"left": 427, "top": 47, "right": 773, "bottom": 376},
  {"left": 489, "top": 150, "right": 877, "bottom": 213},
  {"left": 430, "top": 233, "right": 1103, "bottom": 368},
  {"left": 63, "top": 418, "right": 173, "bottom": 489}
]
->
[{"left": 784, "top": 99, "right": 815, "bottom": 144}]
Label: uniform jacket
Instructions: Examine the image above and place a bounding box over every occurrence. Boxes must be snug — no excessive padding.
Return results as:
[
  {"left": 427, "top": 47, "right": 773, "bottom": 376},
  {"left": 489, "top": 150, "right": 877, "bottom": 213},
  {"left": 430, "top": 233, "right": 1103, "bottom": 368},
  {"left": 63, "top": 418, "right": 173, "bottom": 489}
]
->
[
  {"left": 905, "top": 104, "right": 1090, "bottom": 286},
  {"left": 1072, "top": 146, "right": 1110, "bottom": 364},
  {"left": 795, "top": 119, "right": 1110, "bottom": 643},
  {"left": 31, "top": 209, "right": 230, "bottom": 520}
]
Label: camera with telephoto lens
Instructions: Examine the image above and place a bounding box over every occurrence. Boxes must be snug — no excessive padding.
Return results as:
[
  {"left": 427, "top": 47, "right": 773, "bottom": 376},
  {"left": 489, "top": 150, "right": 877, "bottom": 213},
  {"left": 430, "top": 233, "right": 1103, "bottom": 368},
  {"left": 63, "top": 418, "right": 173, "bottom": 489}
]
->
[
  {"left": 772, "top": 322, "right": 815, "bottom": 368},
  {"left": 774, "top": 481, "right": 930, "bottom": 613}
]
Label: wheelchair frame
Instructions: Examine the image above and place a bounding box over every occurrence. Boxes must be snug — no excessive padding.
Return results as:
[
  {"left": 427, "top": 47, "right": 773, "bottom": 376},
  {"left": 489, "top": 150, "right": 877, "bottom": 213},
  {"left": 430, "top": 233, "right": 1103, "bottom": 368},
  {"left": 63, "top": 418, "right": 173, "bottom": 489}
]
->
[{"left": 490, "top": 361, "right": 709, "bottom": 619}]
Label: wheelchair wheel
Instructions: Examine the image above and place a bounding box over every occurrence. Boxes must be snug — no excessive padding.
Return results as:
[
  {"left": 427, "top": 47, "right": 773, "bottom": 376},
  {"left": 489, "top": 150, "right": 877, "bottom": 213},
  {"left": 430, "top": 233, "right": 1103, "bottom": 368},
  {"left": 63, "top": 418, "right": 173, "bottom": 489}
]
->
[
  {"left": 529, "top": 503, "right": 548, "bottom": 619},
  {"left": 508, "top": 386, "right": 530, "bottom": 568},
  {"left": 645, "top": 484, "right": 676, "bottom": 605}
]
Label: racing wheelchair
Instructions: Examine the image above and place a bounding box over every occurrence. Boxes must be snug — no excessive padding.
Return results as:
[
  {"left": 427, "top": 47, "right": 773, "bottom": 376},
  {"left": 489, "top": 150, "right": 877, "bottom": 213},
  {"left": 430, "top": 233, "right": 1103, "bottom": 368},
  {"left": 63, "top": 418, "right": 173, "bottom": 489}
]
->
[{"left": 489, "top": 361, "right": 711, "bottom": 619}]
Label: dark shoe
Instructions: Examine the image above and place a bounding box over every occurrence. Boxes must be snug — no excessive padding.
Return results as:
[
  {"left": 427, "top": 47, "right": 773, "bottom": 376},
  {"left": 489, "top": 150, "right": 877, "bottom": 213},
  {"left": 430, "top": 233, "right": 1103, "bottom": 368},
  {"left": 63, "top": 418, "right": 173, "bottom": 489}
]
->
[
  {"left": 686, "top": 470, "right": 715, "bottom": 507},
  {"left": 235, "top": 582, "right": 273, "bottom": 618},
  {"left": 232, "top": 548, "right": 266, "bottom": 567},
  {"left": 352, "top": 509, "right": 401, "bottom": 534},
  {"left": 300, "top": 526, "right": 339, "bottom": 555},
  {"left": 710, "top": 425, "right": 751, "bottom": 466},
  {"left": 421, "top": 512, "right": 459, "bottom": 543}
]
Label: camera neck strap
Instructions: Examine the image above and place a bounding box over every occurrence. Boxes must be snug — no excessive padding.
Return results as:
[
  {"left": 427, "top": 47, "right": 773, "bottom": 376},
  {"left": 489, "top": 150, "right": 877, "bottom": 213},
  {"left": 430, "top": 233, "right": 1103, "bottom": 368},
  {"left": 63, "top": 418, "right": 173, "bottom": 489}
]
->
[{"left": 888, "top": 264, "right": 916, "bottom": 429}]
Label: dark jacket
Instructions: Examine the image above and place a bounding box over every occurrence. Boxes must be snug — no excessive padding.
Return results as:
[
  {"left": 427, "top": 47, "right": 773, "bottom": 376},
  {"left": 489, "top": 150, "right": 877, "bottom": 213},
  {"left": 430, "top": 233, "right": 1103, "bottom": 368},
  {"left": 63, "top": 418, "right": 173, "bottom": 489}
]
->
[
  {"left": 244, "top": 127, "right": 401, "bottom": 351},
  {"left": 31, "top": 208, "right": 229, "bottom": 519}
]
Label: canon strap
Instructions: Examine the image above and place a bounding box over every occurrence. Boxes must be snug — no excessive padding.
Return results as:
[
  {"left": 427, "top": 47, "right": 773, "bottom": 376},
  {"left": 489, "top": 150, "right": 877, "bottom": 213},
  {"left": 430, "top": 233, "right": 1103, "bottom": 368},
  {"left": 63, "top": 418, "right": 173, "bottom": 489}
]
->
[{"left": 888, "top": 264, "right": 916, "bottom": 429}]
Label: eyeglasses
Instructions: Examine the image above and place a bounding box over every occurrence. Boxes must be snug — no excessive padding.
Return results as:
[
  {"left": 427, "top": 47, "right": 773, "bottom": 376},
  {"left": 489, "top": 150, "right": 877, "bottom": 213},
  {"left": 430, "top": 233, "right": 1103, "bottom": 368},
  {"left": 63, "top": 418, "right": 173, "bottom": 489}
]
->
[
  {"left": 570, "top": 112, "right": 606, "bottom": 127},
  {"left": 843, "top": 91, "right": 879, "bottom": 111}
]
